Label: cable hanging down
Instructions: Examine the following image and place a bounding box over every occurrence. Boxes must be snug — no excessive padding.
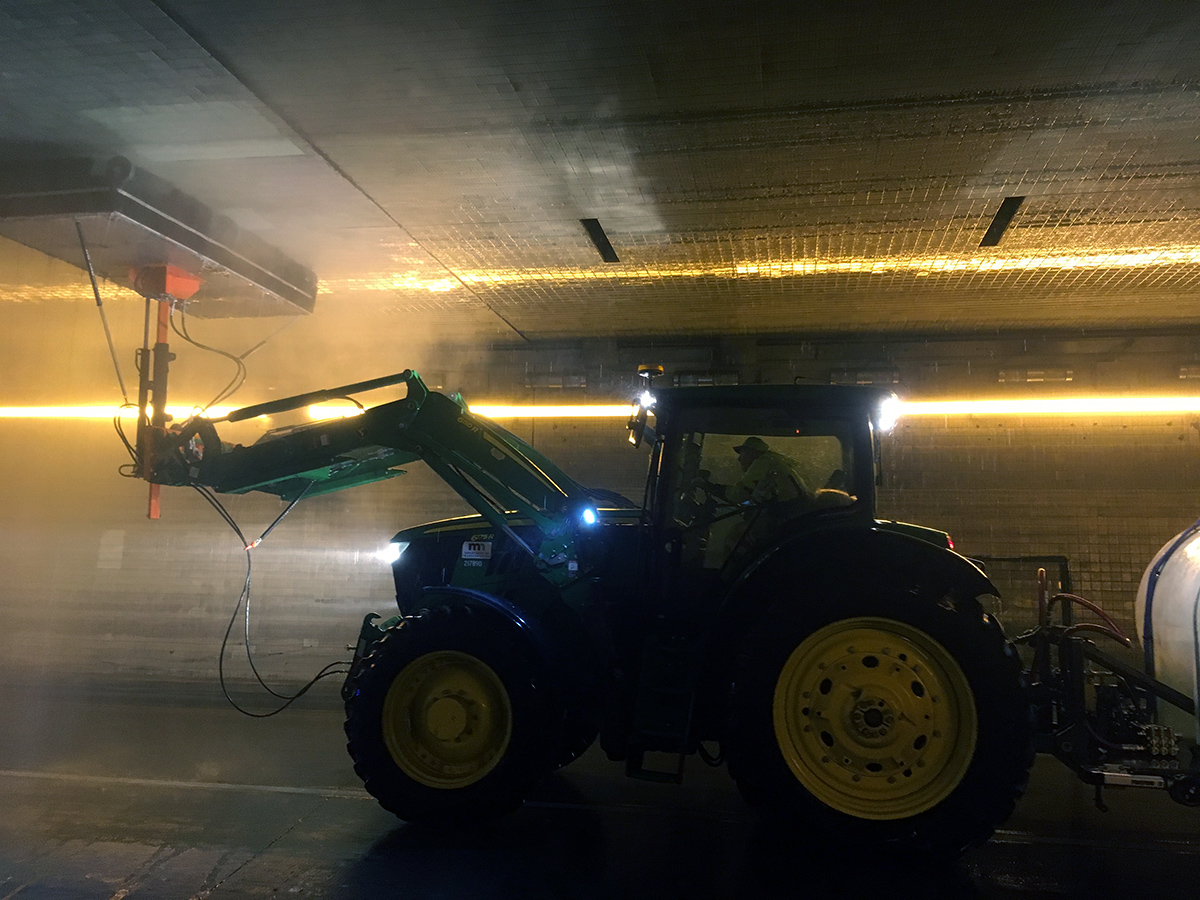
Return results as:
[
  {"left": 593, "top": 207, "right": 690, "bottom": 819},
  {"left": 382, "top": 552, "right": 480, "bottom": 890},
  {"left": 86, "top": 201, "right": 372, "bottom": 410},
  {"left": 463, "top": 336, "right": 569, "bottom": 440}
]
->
[
  {"left": 191, "top": 483, "right": 351, "bottom": 718},
  {"left": 89, "top": 262, "right": 340, "bottom": 712}
]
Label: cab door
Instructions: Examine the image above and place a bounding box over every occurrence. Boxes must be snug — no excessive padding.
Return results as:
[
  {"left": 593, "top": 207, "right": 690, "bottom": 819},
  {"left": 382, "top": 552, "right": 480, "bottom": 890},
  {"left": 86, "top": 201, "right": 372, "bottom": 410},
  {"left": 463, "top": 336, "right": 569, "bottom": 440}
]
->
[{"left": 651, "top": 404, "right": 864, "bottom": 614}]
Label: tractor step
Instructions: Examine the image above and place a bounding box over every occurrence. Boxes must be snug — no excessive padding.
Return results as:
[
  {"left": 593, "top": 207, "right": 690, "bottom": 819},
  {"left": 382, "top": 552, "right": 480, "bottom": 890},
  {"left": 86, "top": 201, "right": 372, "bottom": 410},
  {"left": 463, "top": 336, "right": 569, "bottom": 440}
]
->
[{"left": 627, "top": 628, "right": 699, "bottom": 763}]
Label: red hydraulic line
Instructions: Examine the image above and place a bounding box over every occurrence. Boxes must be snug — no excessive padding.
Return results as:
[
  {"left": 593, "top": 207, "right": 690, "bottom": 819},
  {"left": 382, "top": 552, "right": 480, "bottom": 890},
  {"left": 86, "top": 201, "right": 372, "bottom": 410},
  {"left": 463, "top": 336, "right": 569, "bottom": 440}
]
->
[{"left": 1048, "top": 592, "right": 1129, "bottom": 642}]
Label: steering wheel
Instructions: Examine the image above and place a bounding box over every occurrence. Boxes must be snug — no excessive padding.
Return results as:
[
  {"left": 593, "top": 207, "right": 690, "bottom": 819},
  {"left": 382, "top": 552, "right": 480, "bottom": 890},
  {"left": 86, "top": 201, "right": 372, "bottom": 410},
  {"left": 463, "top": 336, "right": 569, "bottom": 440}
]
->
[{"left": 675, "top": 472, "right": 737, "bottom": 528}]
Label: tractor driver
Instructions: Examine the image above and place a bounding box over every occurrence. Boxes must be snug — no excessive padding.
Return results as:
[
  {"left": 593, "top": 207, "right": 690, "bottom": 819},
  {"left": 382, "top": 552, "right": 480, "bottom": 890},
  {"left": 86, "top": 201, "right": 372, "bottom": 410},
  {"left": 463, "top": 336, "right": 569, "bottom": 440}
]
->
[
  {"left": 725, "top": 436, "right": 810, "bottom": 507},
  {"left": 698, "top": 436, "right": 811, "bottom": 566}
]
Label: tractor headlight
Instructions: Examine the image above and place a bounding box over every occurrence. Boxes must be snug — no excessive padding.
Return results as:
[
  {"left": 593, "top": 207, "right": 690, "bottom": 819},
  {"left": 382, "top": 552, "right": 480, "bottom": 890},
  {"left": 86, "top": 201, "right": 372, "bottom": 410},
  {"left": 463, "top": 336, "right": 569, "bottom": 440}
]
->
[
  {"left": 876, "top": 395, "right": 902, "bottom": 433},
  {"left": 380, "top": 541, "right": 409, "bottom": 563}
]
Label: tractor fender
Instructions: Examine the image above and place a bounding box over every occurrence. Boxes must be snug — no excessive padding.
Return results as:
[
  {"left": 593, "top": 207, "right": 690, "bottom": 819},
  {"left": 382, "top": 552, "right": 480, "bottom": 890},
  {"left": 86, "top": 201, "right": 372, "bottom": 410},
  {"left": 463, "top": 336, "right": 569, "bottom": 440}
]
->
[
  {"left": 415, "top": 585, "right": 599, "bottom": 710},
  {"left": 715, "top": 526, "right": 998, "bottom": 652},
  {"left": 343, "top": 586, "right": 570, "bottom": 703},
  {"left": 417, "top": 585, "right": 558, "bottom": 665}
]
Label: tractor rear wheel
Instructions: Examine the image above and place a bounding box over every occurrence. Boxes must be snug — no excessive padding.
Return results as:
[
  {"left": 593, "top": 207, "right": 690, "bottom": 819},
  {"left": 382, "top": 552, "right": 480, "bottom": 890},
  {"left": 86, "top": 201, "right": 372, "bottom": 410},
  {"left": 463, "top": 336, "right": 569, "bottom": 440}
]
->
[
  {"left": 726, "top": 578, "right": 1033, "bottom": 855},
  {"left": 344, "top": 605, "right": 555, "bottom": 824}
]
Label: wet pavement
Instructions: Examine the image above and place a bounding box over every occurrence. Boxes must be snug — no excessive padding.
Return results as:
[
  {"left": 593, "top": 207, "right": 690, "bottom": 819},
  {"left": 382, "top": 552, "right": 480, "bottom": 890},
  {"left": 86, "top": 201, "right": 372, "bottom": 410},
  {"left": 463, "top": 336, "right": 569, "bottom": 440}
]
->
[{"left": 1, "top": 676, "right": 1198, "bottom": 899}]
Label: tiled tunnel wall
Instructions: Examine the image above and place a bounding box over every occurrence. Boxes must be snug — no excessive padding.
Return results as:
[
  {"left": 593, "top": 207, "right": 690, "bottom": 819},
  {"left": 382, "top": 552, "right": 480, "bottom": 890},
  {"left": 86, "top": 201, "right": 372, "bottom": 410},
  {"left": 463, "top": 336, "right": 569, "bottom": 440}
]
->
[
  {"left": 2, "top": 413, "right": 1198, "bottom": 687},
  {"left": 878, "top": 414, "right": 1200, "bottom": 639}
]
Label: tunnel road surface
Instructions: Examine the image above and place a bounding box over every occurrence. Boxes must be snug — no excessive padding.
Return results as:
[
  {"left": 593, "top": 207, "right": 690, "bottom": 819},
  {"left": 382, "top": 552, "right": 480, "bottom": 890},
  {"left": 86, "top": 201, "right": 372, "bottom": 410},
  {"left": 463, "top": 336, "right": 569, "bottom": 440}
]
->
[{"left": 1, "top": 675, "right": 1198, "bottom": 899}]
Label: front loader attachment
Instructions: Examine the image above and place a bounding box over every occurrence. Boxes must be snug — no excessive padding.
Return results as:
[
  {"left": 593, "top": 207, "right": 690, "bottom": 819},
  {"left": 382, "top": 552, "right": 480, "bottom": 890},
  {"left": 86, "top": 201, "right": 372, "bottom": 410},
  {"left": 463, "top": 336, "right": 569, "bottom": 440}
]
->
[
  {"left": 143, "top": 369, "right": 599, "bottom": 585},
  {"left": 145, "top": 370, "right": 426, "bottom": 500}
]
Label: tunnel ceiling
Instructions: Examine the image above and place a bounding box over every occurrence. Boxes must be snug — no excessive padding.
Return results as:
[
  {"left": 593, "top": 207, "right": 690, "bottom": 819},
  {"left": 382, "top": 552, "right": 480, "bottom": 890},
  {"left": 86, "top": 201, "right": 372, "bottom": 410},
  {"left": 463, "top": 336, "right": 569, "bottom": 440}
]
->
[{"left": 4, "top": 1, "right": 1200, "bottom": 343}]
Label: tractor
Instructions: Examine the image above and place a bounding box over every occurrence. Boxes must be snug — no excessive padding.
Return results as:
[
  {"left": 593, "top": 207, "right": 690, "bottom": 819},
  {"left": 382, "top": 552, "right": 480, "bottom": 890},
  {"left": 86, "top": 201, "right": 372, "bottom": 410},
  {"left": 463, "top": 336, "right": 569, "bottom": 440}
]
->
[{"left": 141, "top": 367, "right": 1200, "bottom": 854}]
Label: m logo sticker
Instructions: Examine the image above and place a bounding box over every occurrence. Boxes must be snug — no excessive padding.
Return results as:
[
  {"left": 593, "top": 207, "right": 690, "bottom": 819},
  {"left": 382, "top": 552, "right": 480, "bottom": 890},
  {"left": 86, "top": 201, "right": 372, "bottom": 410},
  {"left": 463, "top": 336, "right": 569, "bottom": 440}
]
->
[{"left": 462, "top": 540, "right": 492, "bottom": 560}]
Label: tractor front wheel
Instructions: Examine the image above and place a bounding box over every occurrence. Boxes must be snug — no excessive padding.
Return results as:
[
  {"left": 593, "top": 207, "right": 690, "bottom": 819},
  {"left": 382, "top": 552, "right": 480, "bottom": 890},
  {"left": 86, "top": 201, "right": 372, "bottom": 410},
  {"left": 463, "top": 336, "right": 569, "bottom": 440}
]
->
[{"left": 344, "top": 605, "right": 555, "bottom": 824}]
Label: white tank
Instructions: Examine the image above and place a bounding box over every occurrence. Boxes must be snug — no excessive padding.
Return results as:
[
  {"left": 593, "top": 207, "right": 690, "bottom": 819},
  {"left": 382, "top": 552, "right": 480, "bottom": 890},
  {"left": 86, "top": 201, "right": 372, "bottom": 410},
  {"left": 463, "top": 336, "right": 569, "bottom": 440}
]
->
[{"left": 1135, "top": 524, "right": 1200, "bottom": 744}]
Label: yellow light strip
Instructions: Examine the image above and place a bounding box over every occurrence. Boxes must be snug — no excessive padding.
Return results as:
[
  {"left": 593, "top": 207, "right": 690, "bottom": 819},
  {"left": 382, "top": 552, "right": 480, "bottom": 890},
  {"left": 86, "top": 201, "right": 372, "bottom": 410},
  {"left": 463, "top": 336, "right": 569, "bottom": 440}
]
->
[
  {"left": 309, "top": 403, "right": 637, "bottom": 419},
  {"left": 469, "top": 404, "right": 636, "bottom": 418},
  {"left": 317, "top": 246, "right": 1200, "bottom": 294},
  {"left": 306, "top": 405, "right": 365, "bottom": 420},
  {"left": 901, "top": 397, "right": 1200, "bottom": 416},
  {"left": 6, "top": 397, "right": 1200, "bottom": 421},
  {"left": 0, "top": 405, "right": 236, "bottom": 420},
  {"left": 11, "top": 247, "right": 1200, "bottom": 305}
]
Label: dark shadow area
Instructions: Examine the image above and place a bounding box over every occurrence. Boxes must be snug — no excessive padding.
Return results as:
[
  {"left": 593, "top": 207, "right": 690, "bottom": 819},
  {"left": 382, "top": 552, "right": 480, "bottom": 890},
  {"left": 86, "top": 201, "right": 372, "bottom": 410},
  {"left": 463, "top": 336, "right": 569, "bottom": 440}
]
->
[
  {"left": 743, "top": 832, "right": 983, "bottom": 900},
  {"left": 336, "top": 807, "right": 986, "bottom": 900},
  {"left": 337, "top": 810, "right": 607, "bottom": 900}
]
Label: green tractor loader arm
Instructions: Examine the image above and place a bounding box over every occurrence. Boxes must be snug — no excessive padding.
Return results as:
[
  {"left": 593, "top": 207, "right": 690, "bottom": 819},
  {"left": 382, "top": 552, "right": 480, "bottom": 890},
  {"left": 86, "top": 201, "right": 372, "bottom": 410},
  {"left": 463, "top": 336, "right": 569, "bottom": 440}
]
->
[{"left": 144, "top": 370, "right": 597, "bottom": 585}]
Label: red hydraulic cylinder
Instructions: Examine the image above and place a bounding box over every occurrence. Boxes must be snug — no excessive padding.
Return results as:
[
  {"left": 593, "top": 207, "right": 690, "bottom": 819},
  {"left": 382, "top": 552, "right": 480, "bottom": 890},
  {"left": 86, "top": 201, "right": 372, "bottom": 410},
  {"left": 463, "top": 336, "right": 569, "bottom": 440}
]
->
[{"left": 147, "top": 299, "right": 171, "bottom": 520}]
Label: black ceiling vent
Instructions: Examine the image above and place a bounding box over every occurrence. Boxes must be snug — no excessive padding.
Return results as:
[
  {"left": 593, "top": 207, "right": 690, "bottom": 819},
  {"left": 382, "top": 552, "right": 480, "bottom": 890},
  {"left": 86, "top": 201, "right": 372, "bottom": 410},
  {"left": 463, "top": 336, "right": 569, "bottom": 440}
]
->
[
  {"left": 979, "top": 196, "right": 1025, "bottom": 247},
  {"left": 580, "top": 218, "right": 620, "bottom": 263},
  {"left": 0, "top": 156, "right": 317, "bottom": 317}
]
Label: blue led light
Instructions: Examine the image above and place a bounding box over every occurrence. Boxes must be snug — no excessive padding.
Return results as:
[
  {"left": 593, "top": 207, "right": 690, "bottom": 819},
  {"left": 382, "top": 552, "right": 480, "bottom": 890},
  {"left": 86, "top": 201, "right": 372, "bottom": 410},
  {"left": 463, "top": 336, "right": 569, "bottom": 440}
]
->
[{"left": 581, "top": 507, "right": 598, "bottom": 525}]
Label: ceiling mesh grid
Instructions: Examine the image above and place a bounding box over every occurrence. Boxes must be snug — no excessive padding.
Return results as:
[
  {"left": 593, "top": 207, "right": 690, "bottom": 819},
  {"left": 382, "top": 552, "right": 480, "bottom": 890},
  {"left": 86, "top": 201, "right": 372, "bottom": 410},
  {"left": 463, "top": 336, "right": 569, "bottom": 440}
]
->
[{"left": 3, "top": 2, "right": 1200, "bottom": 338}]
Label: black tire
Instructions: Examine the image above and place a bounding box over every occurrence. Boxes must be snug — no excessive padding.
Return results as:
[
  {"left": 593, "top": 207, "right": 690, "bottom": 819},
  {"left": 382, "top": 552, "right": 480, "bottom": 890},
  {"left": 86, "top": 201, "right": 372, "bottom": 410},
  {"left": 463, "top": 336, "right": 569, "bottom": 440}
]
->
[
  {"left": 343, "top": 605, "right": 556, "bottom": 824},
  {"left": 726, "top": 575, "right": 1034, "bottom": 855}
]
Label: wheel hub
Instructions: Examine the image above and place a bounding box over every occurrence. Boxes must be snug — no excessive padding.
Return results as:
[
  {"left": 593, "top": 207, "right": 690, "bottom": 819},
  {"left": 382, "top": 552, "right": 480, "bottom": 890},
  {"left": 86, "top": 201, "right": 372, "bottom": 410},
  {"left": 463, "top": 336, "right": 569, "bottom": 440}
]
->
[
  {"left": 850, "top": 698, "right": 894, "bottom": 738},
  {"left": 426, "top": 694, "right": 472, "bottom": 741}
]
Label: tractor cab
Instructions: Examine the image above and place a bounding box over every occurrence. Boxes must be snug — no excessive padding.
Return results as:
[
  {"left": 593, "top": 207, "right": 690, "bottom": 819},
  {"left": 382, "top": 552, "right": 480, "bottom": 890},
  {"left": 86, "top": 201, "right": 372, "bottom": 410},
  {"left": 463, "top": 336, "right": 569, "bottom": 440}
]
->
[{"left": 636, "top": 384, "right": 900, "bottom": 601}]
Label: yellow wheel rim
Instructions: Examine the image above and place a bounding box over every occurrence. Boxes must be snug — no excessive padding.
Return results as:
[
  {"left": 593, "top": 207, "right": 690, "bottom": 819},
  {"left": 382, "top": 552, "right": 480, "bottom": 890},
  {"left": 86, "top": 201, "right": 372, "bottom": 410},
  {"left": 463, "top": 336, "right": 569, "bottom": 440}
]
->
[
  {"left": 382, "top": 650, "right": 513, "bottom": 789},
  {"left": 773, "top": 616, "right": 977, "bottom": 820}
]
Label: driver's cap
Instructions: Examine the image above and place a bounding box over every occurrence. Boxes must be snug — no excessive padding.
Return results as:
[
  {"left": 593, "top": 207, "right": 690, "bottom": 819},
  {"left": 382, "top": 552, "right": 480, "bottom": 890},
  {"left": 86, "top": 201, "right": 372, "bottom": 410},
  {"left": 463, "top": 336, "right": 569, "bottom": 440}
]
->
[{"left": 733, "top": 436, "right": 769, "bottom": 453}]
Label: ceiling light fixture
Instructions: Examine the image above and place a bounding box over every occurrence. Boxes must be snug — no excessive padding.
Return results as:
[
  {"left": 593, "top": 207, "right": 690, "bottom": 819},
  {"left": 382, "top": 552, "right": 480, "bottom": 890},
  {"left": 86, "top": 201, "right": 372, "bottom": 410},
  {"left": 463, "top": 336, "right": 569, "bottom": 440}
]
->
[
  {"left": 979, "top": 196, "right": 1026, "bottom": 247},
  {"left": 580, "top": 218, "right": 620, "bottom": 263}
]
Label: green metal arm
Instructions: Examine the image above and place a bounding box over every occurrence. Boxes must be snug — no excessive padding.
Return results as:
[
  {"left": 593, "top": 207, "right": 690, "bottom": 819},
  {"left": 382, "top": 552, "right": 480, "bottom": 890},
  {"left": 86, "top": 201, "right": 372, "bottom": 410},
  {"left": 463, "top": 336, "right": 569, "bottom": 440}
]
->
[{"left": 146, "top": 370, "right": 595, "bottom": 584}]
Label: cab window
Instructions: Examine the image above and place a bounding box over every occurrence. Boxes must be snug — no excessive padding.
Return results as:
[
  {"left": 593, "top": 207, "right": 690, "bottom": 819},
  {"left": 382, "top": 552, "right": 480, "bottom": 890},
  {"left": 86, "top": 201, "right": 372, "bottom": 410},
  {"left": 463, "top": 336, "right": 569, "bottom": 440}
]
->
[{"left": 666, "top": 408, "right": 858, "bottom": 570}]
